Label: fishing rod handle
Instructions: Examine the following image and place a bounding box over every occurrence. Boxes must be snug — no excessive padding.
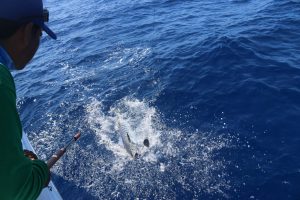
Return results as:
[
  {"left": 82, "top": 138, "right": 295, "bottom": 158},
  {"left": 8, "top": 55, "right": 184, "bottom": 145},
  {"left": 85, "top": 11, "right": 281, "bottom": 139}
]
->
[{"left": 47, "top": 148, "right": 66, "bottom": 169}]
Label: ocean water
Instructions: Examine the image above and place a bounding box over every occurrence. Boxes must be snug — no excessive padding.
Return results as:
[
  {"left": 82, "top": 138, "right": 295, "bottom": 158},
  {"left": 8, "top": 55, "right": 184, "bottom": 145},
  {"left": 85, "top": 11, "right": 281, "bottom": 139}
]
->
[{"left": 14, "top": 0, "right": 300, "bottom": 199}]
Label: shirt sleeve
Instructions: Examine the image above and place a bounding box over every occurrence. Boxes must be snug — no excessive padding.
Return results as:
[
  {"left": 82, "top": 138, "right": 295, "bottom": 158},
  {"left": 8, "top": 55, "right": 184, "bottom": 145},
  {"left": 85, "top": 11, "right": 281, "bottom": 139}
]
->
[
  {"left": 16, "top": 160, "right": 50, "bottom": 200},
  {"left": 0, "top": 82, "right": 50, "bottom": 200}
]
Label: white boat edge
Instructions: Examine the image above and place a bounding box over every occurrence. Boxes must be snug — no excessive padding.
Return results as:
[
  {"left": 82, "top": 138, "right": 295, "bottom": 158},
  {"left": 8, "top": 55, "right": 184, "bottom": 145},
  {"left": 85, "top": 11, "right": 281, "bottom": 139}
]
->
[{"left": 21, "top": 133, "right": 63, "bottom": 200}]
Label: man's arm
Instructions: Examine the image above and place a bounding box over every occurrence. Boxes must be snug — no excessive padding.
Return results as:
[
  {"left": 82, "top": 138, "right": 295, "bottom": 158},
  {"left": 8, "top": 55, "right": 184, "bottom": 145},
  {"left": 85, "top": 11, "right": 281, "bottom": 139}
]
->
[
  {"left": 24, "top": 150, "right": 51, "bottom": 187},
  {"left": 0, "top": 81, "right": 50, "bottom": 200}
]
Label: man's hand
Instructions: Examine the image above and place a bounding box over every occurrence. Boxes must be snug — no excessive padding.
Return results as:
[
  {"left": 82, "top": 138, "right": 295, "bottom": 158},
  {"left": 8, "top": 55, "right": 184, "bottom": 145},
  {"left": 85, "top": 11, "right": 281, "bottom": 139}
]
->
[{"left": 23, "top": 150, "right": 38, "bottom": 160}]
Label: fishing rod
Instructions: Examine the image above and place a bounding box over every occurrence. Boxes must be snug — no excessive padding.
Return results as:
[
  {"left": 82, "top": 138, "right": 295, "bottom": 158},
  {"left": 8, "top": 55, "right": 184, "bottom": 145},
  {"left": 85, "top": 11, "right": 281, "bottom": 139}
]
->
[{"left": 47, "top": 132, "right": 81, "bottom": 168}]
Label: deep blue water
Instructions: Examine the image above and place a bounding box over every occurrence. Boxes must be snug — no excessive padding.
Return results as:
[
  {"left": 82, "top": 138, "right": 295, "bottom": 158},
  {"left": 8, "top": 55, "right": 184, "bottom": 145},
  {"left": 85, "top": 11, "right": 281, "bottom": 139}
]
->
[{"left": 14, "top": 0, "right": 300, "bottom": 199}]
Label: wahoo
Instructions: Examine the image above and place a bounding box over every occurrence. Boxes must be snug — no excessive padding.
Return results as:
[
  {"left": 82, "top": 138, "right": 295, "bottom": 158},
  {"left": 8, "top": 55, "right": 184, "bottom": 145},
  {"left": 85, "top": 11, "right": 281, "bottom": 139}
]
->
[{"left": 116, "top": 121, "right": 149, "bottom": 159}]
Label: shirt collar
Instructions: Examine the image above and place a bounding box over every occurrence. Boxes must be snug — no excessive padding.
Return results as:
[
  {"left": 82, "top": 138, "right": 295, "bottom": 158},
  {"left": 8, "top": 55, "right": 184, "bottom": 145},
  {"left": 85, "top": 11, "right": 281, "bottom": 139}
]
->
[{"left": 0, "top": 46, "right": 16, "bottom": 70}]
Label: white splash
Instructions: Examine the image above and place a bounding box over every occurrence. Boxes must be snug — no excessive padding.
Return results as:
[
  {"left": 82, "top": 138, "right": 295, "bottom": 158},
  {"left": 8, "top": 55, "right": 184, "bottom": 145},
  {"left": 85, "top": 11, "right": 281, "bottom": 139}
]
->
[
  {"left": 83, "top": 96, "right": 235, "bottom": 198},
  {"left": 86, "top": 97, "right": 162, "bottom": 170}
]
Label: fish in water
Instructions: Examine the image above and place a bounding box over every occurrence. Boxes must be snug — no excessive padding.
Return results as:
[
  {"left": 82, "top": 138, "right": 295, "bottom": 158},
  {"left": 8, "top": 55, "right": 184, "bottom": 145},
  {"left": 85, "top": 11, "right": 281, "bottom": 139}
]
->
[{"left": 116, "top": 121, "right": 150, "bottom": 159}]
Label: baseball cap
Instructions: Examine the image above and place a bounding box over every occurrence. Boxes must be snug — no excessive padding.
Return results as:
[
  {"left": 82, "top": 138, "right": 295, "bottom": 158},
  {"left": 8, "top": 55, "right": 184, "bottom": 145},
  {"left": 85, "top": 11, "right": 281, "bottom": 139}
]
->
[{"left": 0, "top": 0, "right": 57, "bottom": 39}]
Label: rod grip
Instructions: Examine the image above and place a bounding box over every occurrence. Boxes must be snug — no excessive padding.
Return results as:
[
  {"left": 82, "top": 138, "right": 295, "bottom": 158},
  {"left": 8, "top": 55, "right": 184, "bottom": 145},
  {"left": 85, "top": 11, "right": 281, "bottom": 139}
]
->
[{"left": 47, "top": 148, "right": 66, "bottom": 169}]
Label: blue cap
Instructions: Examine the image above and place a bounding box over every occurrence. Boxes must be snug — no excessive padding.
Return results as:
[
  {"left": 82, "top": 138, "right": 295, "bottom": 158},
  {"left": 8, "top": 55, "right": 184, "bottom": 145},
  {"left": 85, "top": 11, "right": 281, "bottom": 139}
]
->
[{"left": 0, "top": 0, "right": 57, "bottom": 39}]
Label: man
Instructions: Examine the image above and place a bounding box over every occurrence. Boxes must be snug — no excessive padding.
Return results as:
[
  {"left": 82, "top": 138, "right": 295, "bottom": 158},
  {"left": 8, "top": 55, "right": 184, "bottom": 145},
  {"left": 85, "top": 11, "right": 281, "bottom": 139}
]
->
[{"left": 0, "top": 0, "right": 57, "bottom": 199}]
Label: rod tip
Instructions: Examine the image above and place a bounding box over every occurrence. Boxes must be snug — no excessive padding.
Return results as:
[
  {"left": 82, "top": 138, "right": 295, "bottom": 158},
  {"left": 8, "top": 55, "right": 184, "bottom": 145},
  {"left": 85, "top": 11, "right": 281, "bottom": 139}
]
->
[{"left": 74, "top": 132, "right": 81, "bottom": 141}]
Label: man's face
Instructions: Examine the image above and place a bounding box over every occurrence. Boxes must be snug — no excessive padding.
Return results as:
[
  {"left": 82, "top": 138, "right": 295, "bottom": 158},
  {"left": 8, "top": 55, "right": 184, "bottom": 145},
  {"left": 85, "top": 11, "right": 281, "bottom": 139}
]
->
[
  {"left": 25, "top": 25, "right": 42, "bottom": 65},
  {"left": 16, "top": 23, "right": 42, "bottom": 70}
]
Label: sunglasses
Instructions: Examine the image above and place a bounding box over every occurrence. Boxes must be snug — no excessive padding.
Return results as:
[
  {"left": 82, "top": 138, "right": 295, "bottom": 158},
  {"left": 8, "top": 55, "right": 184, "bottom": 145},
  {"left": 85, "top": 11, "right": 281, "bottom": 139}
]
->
[{"left": 43, "top": 9, "right": 49, "bottom": 23}]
